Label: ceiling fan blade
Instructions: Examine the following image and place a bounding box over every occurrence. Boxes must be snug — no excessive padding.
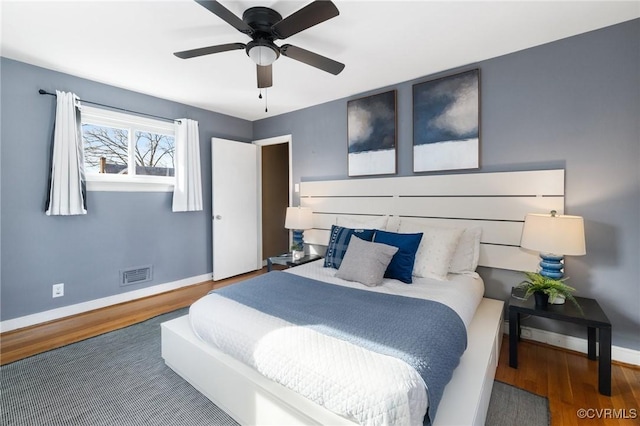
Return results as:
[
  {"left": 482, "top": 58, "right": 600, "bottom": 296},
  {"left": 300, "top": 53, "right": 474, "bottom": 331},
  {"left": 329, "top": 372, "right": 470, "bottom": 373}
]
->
[
  {"left": 271, "top": 1, "right": 339, "bottom": 39},
  {"left": 280, "top": 44, "right": 345, "bottom": 75},
  {"left": 174, "top": 42, "right": 246, "bottom": 59},
  {"left": 257, "top": 65, "right": 273, "bottom": 88},
  {"left": 195, "top": 0, "right": 253, "bottom": 34}
]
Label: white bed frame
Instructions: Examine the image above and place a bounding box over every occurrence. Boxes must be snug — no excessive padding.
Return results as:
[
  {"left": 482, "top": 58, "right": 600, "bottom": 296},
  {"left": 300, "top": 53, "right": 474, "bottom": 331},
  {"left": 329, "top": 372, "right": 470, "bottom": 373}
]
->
[{"left": 162, "top": 169, "right": 565, "bottom": 425}]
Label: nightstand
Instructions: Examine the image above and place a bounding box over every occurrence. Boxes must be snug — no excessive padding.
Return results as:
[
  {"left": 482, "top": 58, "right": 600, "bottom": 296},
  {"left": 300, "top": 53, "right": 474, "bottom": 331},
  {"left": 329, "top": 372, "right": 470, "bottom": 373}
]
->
[
  {"left": 267, "top": 254, "right": 322, "bottom": 272},
  {"left": 508, "top": 289, "right": 612, "bottom": 395}
]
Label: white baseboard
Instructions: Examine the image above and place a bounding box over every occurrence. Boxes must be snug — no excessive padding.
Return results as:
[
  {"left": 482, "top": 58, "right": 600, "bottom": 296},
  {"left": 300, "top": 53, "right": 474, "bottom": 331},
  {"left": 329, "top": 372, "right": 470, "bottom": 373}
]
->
[
  {"left": 504, "top": 322, "right": 640, "bottom": 366},
  {"left": 0, "top": 273, "right": 212, "bottom": 333}
]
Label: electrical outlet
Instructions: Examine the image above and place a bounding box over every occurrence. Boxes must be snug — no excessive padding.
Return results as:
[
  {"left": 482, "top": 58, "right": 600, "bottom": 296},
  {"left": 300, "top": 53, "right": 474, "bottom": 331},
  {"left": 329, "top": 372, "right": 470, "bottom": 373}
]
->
[{"left": 52, "top": 283, "right": 64, "bottom": 298}]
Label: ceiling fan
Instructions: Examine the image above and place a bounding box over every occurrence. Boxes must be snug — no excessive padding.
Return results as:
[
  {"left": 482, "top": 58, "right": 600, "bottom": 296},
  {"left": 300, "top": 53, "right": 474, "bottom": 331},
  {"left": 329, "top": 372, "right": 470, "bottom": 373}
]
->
[{"left": 174, "top": 0, "right": 345, "bottom": 89}]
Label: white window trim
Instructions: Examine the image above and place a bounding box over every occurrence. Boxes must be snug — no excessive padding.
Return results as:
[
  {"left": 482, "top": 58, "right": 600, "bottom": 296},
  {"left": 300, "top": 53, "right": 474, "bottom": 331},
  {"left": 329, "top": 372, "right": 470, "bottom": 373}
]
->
[
  {"left": 86, "top": 175, "right": 174, "bottom": 192},
  {"left": 81, "top": 105, "right": 176, "bottom": 192}
]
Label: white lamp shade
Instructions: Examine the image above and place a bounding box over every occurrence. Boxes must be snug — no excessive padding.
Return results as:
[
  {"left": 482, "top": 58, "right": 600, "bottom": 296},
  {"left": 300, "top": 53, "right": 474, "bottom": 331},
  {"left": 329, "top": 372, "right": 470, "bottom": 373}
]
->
[
  {"left": 285, "top": 207, "right": 313, "bottom": 230},
  {"left": 248, "top": 45, "right": 278, "bottom": 66},
  {"left": 520, "top": 213, "right": 586, "bottom": 256}
]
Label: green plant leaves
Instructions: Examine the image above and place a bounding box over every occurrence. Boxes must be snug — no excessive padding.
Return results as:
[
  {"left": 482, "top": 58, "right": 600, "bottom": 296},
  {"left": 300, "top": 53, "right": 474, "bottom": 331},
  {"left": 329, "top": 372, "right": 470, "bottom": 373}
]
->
[{"left": 516, "top": 272, "right": 583, "bottom": 315}]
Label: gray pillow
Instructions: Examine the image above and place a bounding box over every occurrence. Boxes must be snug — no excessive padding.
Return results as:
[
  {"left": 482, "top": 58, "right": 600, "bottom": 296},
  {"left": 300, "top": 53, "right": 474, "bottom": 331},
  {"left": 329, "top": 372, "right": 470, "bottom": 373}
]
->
[{"left": 335, "top": 236, "right": 399, "bottom": 287}]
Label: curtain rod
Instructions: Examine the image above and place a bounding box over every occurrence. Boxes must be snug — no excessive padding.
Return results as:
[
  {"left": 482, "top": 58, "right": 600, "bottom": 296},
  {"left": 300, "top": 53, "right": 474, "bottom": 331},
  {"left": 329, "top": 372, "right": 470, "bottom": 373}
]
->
[{"left": 38, "top": 89, "right": 179, "bottom": 123}]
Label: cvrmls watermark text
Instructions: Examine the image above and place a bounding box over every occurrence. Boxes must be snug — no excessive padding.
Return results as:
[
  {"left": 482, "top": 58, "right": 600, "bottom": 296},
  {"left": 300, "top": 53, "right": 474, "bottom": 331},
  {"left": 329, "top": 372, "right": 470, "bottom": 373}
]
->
[{"left": 577, "top": 408, "right": 637, "bottom": 419}]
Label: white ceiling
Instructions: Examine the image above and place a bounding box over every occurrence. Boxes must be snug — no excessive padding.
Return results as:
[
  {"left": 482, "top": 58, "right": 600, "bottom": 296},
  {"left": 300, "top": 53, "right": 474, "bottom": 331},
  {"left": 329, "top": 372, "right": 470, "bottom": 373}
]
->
[{"left": 2, "top": 1, "right": 638, "bottom": 121}]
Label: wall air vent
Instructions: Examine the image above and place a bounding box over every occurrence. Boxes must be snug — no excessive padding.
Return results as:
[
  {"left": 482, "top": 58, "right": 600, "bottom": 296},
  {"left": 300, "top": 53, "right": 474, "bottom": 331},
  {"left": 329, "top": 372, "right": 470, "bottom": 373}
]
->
[{"left": 120, "top": 265, "right": 153, "bottom": 287}]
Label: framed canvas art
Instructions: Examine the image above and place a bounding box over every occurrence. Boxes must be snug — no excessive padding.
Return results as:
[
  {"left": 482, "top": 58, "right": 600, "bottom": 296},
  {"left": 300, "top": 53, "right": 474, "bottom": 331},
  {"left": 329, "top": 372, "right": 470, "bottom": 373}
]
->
[
  {"left": 413, "top": 69, "right": 479, "bottom": 172},
  {"left": 347, "top": 90, "right": 397, "bottom": 176}
]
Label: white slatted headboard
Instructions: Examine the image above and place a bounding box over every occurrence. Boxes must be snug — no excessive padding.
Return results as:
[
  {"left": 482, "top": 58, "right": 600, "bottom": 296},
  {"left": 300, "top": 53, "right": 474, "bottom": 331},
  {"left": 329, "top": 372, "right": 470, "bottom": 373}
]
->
[{"left": 299, "top": 169, "right": 564, "bottom": 272}]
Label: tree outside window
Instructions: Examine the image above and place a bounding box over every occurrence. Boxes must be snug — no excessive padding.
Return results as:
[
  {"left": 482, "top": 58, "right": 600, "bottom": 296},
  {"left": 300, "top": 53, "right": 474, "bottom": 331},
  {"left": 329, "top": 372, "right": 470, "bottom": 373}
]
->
[{"left": 81, "top": 113, "right": 175, "bottom": 178}]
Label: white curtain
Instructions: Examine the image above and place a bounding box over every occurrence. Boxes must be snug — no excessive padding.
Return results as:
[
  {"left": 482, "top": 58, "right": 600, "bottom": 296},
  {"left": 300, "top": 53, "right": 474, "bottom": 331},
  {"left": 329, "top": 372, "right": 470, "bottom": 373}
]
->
[
  {"left": 45, "top": 91, "right": 87, "bottom": 216},
  {"left": 172, "top": 119, "right": 203, "bottom": 212}
]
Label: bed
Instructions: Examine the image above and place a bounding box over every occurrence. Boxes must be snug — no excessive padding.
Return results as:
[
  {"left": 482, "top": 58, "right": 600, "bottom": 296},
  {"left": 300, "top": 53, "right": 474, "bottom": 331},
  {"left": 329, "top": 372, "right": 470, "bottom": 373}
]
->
[{"left": 162, "top": 169, "right": 565, "bottom": 425}]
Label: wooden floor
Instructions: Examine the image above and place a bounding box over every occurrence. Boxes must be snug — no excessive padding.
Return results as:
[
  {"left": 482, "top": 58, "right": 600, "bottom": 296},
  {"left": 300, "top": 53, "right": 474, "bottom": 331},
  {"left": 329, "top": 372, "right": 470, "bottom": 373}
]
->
[
  {"left": 2, "top": 269, "right": 638, "bottom": 425},
  {"left": 0, "top": 268, "right": 269, "bottom": 365},
  {"left": 496, "top": 337, "right": 640, "bottom": 426}
]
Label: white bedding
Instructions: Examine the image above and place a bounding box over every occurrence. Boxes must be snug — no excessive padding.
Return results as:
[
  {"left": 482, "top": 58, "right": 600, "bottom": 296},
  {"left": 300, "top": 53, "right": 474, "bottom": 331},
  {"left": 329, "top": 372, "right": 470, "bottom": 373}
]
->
[{"left": 189, "top": 260, "right": 484, "bottom": 425}]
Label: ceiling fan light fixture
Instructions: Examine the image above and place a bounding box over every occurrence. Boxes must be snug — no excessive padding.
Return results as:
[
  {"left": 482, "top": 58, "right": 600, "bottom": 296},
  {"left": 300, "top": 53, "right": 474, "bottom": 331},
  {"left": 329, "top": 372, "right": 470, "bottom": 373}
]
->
[
  {"left": 177, "top": 1, "right": 344, "bottom": 89},
  {"left": 248, "top": 44, "right": 278, "bottom": 66}
]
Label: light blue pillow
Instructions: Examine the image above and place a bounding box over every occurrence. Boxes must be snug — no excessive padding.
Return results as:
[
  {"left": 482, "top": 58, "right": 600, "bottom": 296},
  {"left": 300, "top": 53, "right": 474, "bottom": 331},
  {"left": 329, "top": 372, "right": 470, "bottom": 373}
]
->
[
  {"left": 335, "top": 236, "right": 398, "bottom": 286},
  {"left": 373, "top": 230, "right": 423, "bottom": 283},
  {"left": 324, "top": 225, "right": 376, "bottom": 269}
]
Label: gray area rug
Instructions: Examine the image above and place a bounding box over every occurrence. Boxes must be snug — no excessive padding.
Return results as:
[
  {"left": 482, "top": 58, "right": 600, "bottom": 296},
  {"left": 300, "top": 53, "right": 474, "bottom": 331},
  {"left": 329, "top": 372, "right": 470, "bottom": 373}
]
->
[
  {"left": 1, "top": 309, "right": 549, "bottom": 425},
  {"left": 486, "top": 382, "right": 550, "bottom": 426}
]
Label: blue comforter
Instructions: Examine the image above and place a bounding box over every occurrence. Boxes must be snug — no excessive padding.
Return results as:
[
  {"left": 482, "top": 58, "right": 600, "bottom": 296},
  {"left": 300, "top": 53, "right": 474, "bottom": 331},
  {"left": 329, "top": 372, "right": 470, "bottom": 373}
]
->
[{"left": 214, "top": 271, "right": 467, "bottom": 424}]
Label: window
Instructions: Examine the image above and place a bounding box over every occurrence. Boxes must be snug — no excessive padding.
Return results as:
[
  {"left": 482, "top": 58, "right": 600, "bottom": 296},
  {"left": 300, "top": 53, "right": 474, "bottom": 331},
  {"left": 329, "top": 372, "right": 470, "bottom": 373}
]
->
[{"left": 81, "top": 106, "right": 175, "bottom": 191}]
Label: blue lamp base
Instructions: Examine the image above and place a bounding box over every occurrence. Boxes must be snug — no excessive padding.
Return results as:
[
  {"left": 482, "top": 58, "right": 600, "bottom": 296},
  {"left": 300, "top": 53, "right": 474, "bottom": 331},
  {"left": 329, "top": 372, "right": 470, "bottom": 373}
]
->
[
  {"left": 292, "top": 229, "right": 305, "bottom": 248},
  {"left": 539, "top": 254, "right": 567, "bottom": 304},
  {"left": 538, "top": 253, "right": 564, "bottom": 279},
  {"left": 537, "top": 254, "right": 567, "bottom": 305},
  {"left": 291, "top": 229, "right": 305, "bottom": 259}
]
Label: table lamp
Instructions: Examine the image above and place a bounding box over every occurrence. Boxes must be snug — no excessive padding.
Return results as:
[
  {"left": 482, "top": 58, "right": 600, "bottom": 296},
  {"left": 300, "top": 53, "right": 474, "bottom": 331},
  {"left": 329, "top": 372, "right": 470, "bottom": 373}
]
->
[
  {"left": 520, "top": 210, "right": 586, "bottom": 279},
  {"left": 285, "top": 206, "right": 313, "bottom": 260}
]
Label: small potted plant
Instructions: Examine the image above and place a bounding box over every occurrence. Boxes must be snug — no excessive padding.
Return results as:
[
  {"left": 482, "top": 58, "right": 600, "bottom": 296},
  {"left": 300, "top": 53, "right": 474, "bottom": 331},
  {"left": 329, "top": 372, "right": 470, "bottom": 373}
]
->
[
  {"left": 291, "top": 242, "right": 304, "bottom": 260},
  {"left": 516, "top": 272, "right": 582, "bottom": 313}
]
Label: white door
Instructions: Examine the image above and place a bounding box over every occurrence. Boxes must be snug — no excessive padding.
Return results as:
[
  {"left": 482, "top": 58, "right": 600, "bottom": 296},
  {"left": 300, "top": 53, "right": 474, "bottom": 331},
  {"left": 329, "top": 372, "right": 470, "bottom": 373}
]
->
[{"left": 212, "top": 138, "right": 260, "bottom": 280}]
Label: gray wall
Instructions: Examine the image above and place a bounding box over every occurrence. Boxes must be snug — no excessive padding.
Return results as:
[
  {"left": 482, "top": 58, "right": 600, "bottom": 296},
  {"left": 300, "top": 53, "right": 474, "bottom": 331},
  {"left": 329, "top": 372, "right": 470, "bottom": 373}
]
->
[
  {"left": 253, "top": 20, "right": 640, "bottom": 351},
  {"left": 0, "top": 58, "right": 252, "bottom": 321},
  {"left": 1, "top": 20, "right": 638, "bottom": 352}
]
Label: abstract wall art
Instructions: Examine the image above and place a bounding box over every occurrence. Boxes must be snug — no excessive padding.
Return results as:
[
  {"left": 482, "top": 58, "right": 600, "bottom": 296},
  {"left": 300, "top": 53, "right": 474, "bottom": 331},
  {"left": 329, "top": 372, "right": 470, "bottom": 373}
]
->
[
  {"left": 413, "top": 69, "right": 479, "bottom": 172},
  {"left": 347, "top": 90, "right": 397, "bottom": 176}
]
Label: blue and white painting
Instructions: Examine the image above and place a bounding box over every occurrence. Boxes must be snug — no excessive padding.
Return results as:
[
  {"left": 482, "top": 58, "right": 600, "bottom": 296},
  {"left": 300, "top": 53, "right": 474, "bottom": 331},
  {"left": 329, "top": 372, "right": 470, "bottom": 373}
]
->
[
  {"left": 413, "top": 69, "right": 479, "bottom": 172},
  {"left": 347, "top": 90, "right": 396, "bottom": 176}
]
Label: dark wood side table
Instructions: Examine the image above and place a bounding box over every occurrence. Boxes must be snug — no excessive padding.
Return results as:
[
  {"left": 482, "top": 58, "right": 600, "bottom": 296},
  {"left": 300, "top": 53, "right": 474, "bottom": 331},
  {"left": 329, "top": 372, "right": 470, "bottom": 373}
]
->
[
  {"left": 267, "top": 254, "right": 322, "bottom": 272},
  {"left": 508, "top": 291, "right": 612, "bottom": 396}
]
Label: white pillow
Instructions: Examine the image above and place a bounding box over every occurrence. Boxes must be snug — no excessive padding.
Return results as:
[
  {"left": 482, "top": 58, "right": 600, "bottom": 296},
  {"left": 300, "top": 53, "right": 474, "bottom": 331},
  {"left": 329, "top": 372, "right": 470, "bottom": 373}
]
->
[
  {"left": 386, "top": 216, "right": 401, "bottom": 232},
  {"left": 449, "top": 227, "right": 482, "bottom": 274},
  {"left": 398, "top": 220, "right": 464, "bottom": 280},
  {"left": 337, "top": 215, "right": 389, "bottom": 230}
]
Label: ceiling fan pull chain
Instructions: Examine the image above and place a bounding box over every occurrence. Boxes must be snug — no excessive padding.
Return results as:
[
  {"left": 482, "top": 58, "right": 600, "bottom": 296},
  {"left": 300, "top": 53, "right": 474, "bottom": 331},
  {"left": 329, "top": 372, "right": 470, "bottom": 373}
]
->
[
  {"left": 258, "top": 89, "right": 262, "bottom": 99},
  {"left": 265, "top": 88, "right": 268, "bottom": 113}
]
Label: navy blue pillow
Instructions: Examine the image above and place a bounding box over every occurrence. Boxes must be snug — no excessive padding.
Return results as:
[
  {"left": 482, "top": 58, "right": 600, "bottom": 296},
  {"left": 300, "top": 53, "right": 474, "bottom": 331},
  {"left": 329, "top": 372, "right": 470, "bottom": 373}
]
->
[
  {"left": 324, "top": 225, "right": 375, "bottom": 269},
  {"left": 373, "top": 230, "right": 423, "bottom": 283}
]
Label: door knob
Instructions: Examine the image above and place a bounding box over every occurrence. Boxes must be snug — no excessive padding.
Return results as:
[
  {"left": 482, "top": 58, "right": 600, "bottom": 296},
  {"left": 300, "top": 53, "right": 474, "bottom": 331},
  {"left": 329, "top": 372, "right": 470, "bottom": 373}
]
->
[{"left": 215, "top": 215, "right": 222, "bottom": 220}]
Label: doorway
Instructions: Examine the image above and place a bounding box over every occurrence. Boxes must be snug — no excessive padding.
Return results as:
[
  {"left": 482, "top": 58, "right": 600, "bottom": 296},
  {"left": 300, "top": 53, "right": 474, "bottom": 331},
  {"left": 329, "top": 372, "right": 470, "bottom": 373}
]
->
[{"left": 254, "top": 135, "right": 292, "bottom": 261}]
